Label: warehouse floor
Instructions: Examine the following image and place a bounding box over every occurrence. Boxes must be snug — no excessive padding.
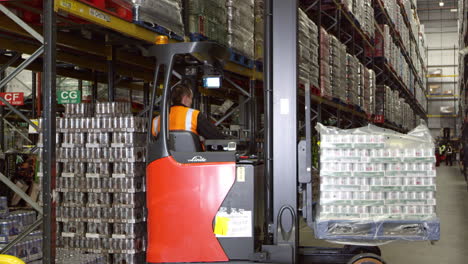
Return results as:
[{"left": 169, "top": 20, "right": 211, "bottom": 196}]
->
[{"left": 300, "top": 165, "right": 468, "bottom": 264}]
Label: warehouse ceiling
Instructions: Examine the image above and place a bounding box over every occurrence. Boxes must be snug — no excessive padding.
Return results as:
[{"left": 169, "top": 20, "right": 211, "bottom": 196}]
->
[{"left": 417, "top": 0, "right": 459, "bottom": 21}]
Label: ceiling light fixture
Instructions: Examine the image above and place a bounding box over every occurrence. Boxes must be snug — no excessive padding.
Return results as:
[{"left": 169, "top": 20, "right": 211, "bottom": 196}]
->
[
  {"left": 439, "top": 1, "right": 444, "bottom": 7},
  {"left": 450, "top": 8, "right": 458, "bottom": 12}
]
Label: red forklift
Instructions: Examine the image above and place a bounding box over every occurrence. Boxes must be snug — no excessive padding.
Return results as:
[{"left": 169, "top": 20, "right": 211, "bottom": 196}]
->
[{"left": 144, "top": 1, "right": 385, "bottom": 263}]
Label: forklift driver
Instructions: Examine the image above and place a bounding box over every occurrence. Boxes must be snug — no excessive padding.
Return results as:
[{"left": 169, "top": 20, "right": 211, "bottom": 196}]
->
[{"left": 151, "top": 85, "right": 225, "bottom": 140}]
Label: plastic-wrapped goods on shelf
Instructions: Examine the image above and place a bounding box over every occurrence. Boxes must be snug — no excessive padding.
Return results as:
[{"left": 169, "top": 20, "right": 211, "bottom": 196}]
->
[
  {"left": 309, "top": 20, "right": 319, "bottom": 88},
  {"left": 226, "top": 0, "right": 255, "bottom": 58},
  {"left": 374, "top": 25, "right": 391, "bottom": 59},
  {"left": 368, "top": 69, "right": 376, "bottom": 116},
  {"left": 374, "top": 85, "right": 388, "bottom": 123},
  {"left": 330, "top": 36, "right": 347, "bottom": 102},
  {"left": 254, "top": 0, "right": 264, "bottom": 59},
  {"left": 362, "top": 66, "right": 371, "bottom": 114},
  {"left": 362, "top": 0, "right": 374, "bottom": 39},
  {"left": 357, "top": 62, "right": 365, "bottom": 110},
  {"left": 346, "top": 54, "right": 359, "bottom": 106},
  {"left": 320, "top": 27, "right": 332, "bottom": 98},
  {"left": 316, "top": 122, "right": 439, "bottom": 243},
  {"left": 122, "top": 0, "right": 184, "bottom": 37},
  {"left": 188, "top": 0, "right": 227, "bottom": 45},
  {"left": 298, "top": 8, "right": 312, "bottom": 86}
]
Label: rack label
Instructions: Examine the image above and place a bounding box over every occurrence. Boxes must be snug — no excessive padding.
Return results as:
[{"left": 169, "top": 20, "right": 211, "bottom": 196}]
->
[
  {"left": 58, "top": 90, "right": 81, "bottom": 104},
  {"left": 0, "top": 92, "right": 24, "bottom": 106},
  {"left": 89, "top": 8, "right": 110, "bottom": 22}
]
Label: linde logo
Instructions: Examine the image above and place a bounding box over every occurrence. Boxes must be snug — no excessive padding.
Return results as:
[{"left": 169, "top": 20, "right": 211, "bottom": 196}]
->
[{"left": 187, "top": 156, "right": 207, "bottom": 162}]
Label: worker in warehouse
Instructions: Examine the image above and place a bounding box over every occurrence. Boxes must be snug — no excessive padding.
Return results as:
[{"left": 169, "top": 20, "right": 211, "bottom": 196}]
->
[
  {"left": 445, "top": 143, "right": 453, "bottom": 166},
  {"left": 152, "top": 85, "right": 225, "bottom": 140}
]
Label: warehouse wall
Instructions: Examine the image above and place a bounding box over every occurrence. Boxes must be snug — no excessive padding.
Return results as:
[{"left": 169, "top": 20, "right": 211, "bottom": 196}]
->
[{"left": 417, "top": 0, "right": 459, "bottom": 140}]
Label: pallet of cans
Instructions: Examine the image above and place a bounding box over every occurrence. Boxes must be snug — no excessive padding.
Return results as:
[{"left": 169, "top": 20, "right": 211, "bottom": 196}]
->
[
  {"left": 0, "top": 196, "right": 42, "bottom": 261},
  {"left": 38, "top": 102, "right": 147, "bottom": 262},
  {"left": 56, "top": 249, "right": 107, "bottom": 264},
  {"left": 315, "top": 123, "right": 440, "bottom": 242}
]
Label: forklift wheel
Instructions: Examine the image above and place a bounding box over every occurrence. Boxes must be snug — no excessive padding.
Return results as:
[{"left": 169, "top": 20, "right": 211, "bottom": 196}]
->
[{"left": 347, "top": 253, "right": 385, "bottom": 264}]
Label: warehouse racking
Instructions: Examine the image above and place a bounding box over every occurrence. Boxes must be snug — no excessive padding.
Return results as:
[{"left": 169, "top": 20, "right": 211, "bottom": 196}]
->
[
  {"left": 458, "top": 0, "right": 468, "bottom": 184},
  {"left": 0, "top": 0, "right": 429, "bottom": 262}
]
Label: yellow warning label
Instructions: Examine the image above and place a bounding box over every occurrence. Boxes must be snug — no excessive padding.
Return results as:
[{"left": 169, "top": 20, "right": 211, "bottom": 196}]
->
[
  {"left": 237, "top": 167, "right": 245, "bottom": 182},
  {"left": 213, "top": 216, "right": 230, "bottom": 236}
]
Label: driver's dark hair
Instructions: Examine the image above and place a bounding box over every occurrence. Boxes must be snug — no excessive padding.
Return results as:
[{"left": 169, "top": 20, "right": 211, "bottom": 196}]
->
[{"left": 171, "top": 85, "right": 193, "bottom": 105}]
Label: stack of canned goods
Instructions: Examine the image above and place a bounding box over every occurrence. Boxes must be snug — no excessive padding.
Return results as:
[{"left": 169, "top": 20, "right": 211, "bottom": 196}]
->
[
  {"left": 0, "top": 196, "right": 42, "bottom": 261},
  {"left": 37, "top": 102, "right": 147, "bottom": 262},
  {"left": 0, "top": 234, "right": 43, "bottom": 262},
  {"left": 316, "top": 123, "right": 438, "bottom": 240},
  {"left": 56, "top": 249, "right": 106, "bottom": 264}
]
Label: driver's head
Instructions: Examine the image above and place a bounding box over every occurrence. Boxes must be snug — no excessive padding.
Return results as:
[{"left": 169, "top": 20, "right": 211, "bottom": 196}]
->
[{"left": 172, "top": 85, "right": 193, "bottom": 107}]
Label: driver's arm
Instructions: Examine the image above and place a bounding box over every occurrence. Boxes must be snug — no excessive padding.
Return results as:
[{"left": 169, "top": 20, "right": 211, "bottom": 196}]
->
[{"left": 197, "top": 114, "right": 226, "bottom": 139}]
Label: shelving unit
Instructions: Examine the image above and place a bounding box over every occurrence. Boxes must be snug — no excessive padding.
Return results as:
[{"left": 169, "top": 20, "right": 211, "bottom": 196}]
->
[{"left": 0, "top": 0, "right": 430, "bottom": 262}]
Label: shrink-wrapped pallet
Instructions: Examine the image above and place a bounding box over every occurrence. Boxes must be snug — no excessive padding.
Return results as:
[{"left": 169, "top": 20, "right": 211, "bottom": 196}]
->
[{"left": 316, "top": 123, "right": 440, "bottom": 243}]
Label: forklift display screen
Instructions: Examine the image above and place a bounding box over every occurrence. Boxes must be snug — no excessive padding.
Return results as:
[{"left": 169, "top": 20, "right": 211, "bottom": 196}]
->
[{"left": 203, "top": 76, "right": 221, "bottom": 88}]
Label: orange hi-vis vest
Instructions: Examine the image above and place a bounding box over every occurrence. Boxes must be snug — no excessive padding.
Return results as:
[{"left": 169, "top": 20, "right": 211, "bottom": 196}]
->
[{"left": 152, "top": 106, "right": 200, "bottom": 137}]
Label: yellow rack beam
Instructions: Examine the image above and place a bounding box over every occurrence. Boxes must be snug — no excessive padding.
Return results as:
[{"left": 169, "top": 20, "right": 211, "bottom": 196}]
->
[
  {"left": 427, "top": 95, "right": 459, "bottom": 98},
  {"left": 427, "top": 114, "right": 457, "bottom": 118},
  {"left": 427, "top": 74, "right": 459, "bottom": 78}
]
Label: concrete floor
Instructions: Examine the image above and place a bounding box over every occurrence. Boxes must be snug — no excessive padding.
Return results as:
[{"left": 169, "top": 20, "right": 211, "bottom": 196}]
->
[{"left": 300, "top": 165, "right": 468, "bottom": 264}]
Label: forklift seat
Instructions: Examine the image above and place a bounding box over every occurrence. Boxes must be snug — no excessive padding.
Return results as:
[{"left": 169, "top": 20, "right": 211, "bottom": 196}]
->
[{"left": 169, "top": 130, "right": 203, "bottom": 152}]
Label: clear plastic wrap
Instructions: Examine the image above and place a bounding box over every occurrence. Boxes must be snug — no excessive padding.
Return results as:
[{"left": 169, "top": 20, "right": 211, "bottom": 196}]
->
[
  {"left": 330, "top": 36, "right": 347, "bottom": 102},
  {"left": 320, "top": 27, "right": 332, "bottom": 97},
  {"left": 346, "top": 54, "right": 359, "bottom": 106},
  {"left": 315, "top": 123, "right": 440, "bottom": 244},
  {"left": 226, "top": 0, "right": 254, "bottom": 58},
  {"left": 188, "top": 0, "right": 227, "bottom": 45},
  {"left": 124, "top": 0, "right": 184, "bottom": 36}
]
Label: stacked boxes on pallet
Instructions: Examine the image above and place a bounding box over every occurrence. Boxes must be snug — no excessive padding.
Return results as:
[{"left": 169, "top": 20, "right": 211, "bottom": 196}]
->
[
  {"left": 316, "top": 123, "right": 439, "bottom": 241},
  {"left": 124, "top": 0, "right": 184, "bottom": 36},
  {"left": 346, "top": 54, "right": 359, "bottom": 106},
  {"left": 357, "top": 63, "right": 365, "bottom": 111},
  {"left": 226, "top": 0, "right": 254, "bottom": 58},
  {"left": 351, "top": 0, "right": 374, "bottom": 39},
  {"left": 49, "top": 102, "right": 147, "bottom": 263},
  {"left": 254, "top": 0, "right": 264, "bottom": 60},
  {"left": 330, "top": 36, "right": 347, "bottom": 102},
  {"left": 298, "top": 8, "right": 319, "bottom": 88},
  {"left": 0, "top": 198, "right": 42, "bottom": 262},
  {"left": 369, "top": 69, "right": 376, "bottom": 116},
  {"left": 310, "top": 19, "right": 320, "bottom": 88},
  {"left": 320, "top": 28, "right": 332, "bottom": 98},
  {"left": 362, "top": 0, "right": 375, "bottom": 39},
  {"left": 298, "top": 9, "right": 312, "bottom": 86},
  {"left": 188, "top": 0, "right": 227, "bottom": 45}
]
